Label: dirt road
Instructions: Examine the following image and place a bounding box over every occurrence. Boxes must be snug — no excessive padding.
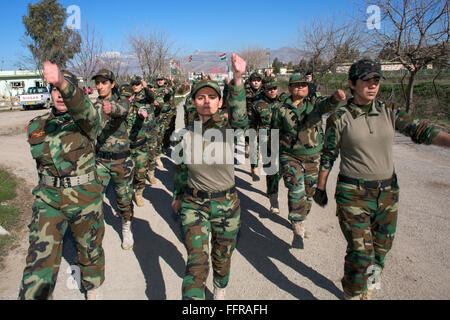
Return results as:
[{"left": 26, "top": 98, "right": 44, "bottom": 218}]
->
[{"left": 0, "top": 106, "right": 449, "bottom": 300}]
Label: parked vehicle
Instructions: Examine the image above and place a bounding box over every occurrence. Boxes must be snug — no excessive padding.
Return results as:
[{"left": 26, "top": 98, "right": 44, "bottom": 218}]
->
[{"left": 19, "top": 87, "right": 53, "bottom": 111}]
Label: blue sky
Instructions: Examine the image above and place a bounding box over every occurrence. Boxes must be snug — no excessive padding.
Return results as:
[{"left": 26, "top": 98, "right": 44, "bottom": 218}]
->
[{"left": 0, "top": 0, "right": 360, "bottom": 70}]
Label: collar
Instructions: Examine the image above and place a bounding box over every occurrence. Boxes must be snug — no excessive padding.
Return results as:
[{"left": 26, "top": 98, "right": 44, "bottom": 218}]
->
[
  {"left": 193, "top": 111, "right": 227, "bottom": 132},
  {"left": 347, "top": 98, "right": 380, "bottom": 118}
]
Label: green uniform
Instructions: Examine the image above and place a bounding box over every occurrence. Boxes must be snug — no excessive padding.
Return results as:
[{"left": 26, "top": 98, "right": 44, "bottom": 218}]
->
[
  {"left": 272, "top": 93, "right": 339, "bottom": 222},
  {"left": 19, "top": 81, "right": 104, "bottom": 300},
  {"left": 320, "top": 98, "right": 441, "bottom": 298},
  {"left": 154, "top": 85, "right": 174, "bottom": 155},
  {"left": 173, "top": 81, "right": 248, "bottom": 300},
  {"left": 127, "top": 89, "right": 153, "bottom": 192},
  {"left": 245, "top": 85, "right": 263, "bottom": 167},
  {"left": 95, "top": 94, "right": 134, "bottom": 222}
]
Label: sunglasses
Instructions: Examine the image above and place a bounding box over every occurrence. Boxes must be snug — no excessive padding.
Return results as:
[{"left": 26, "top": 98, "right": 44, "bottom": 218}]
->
[{"left": 266, "top": 87, "right": 278, "bottom": 91}]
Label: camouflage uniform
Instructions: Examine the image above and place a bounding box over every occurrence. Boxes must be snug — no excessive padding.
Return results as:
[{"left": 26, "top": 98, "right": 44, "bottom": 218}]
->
[
  {"left": 19, "top": 74, "right": 104, "bottom": 300},
  {"left": 173, "top": 80, "right": 248, "bottom": 300},
  {"left": 245, "top": 73, "right": 264, "bottom": 169},
  {"left": 272, "top": 74, "right": 340, "bottom": 223},
  {"left": 320, "top": 59, "right": 442, "bottom": 298},
  {"left": 252, "top": 77, "right": 287, "bottom": 196},
  {"left": 154, "top": 77, "right": 174, "bottom": 156},
  {"left": 93, "top": 71, "right": 134, "bottom": 222},
  {"left": 127, "top": 85, "right": 154, "bottom": 194}
]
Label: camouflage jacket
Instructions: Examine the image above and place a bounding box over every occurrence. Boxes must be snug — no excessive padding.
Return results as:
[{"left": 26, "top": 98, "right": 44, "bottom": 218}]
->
[
  {"left": 173, "top": 83, "right": 248, "bottom": 200},
  {"left": 127, "top": 89, "right": 155, "bottom": 144},
  {"left": 251, "top": 92, "right": 288, "bottom": 129},
  {"left": 245, "top": 86, "right": 264, "bottom": 127},
  {"left": 154, "top": 85, "right": 174, "bottom": 114},
  {"left": 272, "top": 94, "right": 340, "bottom": 156},
  {"left": 27, "top": 82, "right": 101, "bottom": 180},
  {"left": 320, "top": 98, "right": 442, "bottom": 178},
  {"left": 95, "top": 95, "right": 130, "bottom": 154}
]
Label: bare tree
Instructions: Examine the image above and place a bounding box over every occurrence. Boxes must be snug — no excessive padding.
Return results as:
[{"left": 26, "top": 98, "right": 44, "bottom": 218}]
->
[
  {"left": 127, "top": 28, "right": 174, "bottom": 79},
  {"left": 363, "top": 0, "right": 449, "bottom": 113},
  {"left": 296, "top": 19, "right": 363, "bottom": 82},
  {"left": 68, "top": 22, "right": 103, "bottom": 84},
  {"left": 239, "top": 46, "right": 269, "bottom": 73},
  {"left": 98, "top": 52, "right": 131, "bottom": 84}
]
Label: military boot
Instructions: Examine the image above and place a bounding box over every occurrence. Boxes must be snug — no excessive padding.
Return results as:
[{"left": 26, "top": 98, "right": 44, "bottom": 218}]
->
[
  {"left": 121, "top": 220, "right": 134, "bottom": 250},
  {"left": 135, "top": 189, "right": 145, "bottom": 207},
  {"left": 148, "top": 171, "right": 158, "bottom": 185},
  {"left": 214, "top": 286, "right": 226, "bottom": 300},
  {"left": 291, "top": 221, "right": 305, "bottom": 249},
  {"left": 251, "top": 166, "right": 260, "bottom": 182},
  {"left": 344, "top": 293, "right": 361, "bottom": 300},
  {"left": 361, "top": 288, "right": 375, "bottom": 300},
  {"left": 86, "top": 288, "right": 103, "bottom": 300},
  {"left": 269, "top": 194, "right": 280, "bottom": 214}
]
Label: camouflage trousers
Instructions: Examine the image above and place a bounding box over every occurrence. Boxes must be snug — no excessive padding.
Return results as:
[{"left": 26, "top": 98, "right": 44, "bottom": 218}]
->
[
  {"left": 163, "top": 111, "right": 177, "bottom": 150},
  {"left": 179, "top": 190, "right": 241, "bottom": 300},
  {"left": 266, "top": 170, "right": 281, "bottom": 197},
  {"left": 335, "top": 175, "right": 399, "bottom": 298},
  {"left": 156, "top": 112, "right": 171, "bottom": 156},
  {"left": 147, "top": 126, "right": 159, "bottom": 173},
  {"left": 131, "top": 142, "right": 149, "bottom": 192},
  {"left": 96, "top": 157, "right": 134, "bottom": 222},
  {"left": 19, "top": 183, "right": 105, "bottom": 300},
  {"left": 280, "top": 153, "right": 320, "bottom": 222}
]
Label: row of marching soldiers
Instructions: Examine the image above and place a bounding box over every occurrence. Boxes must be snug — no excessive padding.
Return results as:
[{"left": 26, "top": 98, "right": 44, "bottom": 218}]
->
[{"left": 18, "top": 64, "right": 179, "bottom": 300}]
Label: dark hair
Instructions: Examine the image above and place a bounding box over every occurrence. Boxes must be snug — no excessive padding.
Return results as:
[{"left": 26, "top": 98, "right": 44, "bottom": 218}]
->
[{"left": 349, "top": 78, "right": 357, "bottom": 95}]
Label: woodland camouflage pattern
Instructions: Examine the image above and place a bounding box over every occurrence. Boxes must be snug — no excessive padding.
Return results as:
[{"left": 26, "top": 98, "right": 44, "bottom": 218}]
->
[
  {"left": 174, "top": 82, "right": 247, "bottom": 300},
  {"left": 19, "top": 81, "right": 105, "bottom": 299}
]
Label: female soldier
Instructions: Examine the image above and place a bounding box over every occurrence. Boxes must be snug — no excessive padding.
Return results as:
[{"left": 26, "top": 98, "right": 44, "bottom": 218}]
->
[
  {"left": 271, "top": 74, "right": 346, "bottom": 249},
  {"left": 315, "top": 59, "right": 450, "bottom": 300},
  {"left": 19, "top": 62, "right": 104, "bottom": 300},
  {"left": 92, "top": 69, "right": 135, "bottom": 250},
  {"left": 171, "top": 53, "right": 248, "bottom": 300}
]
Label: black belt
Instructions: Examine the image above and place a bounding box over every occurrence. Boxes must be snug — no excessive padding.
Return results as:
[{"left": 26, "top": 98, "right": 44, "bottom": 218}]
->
[
  {"left": 130, "top": 138, "right": 147, "bottom": 149},
  {"left": 186, "top": 186, "right": 237, "bottom": 199},
  {"left": 338, "top": 174, "right": 394, "bottom": 189},
  {"left": 97, "top": 150, "right": 131, "bottom": 160}
]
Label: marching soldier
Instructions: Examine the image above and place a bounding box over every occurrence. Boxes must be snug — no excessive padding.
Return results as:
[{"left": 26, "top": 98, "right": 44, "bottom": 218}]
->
[
  {"left": 245, "top": 72, "right": 264, "bottom": 181},
  {"left": 91, "top": 69, "right": 135, "bottom": 250},
  {"left": 171, "top": 53, "right": 248, "bottom": 300},
  {"left": 315, "top": 59, "right": 450, "bottom": 300},
  {"left": 272, "top": 73, "right": 346, "bottom": 249},
  {"left": 19, "top": 63, "right": 104, "bottom": 300}
]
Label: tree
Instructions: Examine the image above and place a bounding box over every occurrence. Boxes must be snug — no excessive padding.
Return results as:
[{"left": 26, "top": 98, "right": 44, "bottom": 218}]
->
[
  {"left": 22, "top": 0, "right": 81, "bottom": 77},
  {"left": 68, "top": 22, "right": 103, "bottom": 84},
  {"left": 295, "top": 18, "right": 363, "bottom": 82},
  {"left": 363, "top": 0, "right": 449, "bottom": 113},
  {"left": 127, "top": 28, "right": 174, "bottom": 79},
  {"left": 239, "top": 46, "right": 268, "bottom": 73}
]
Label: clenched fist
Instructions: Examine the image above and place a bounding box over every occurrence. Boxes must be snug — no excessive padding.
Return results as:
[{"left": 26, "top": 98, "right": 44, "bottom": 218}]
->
[
  {"left": 103, "top": 101, "right": 112, "bottom": 115},
  {"left": 231, "top": 53, "right": 246, "bottom": 86},
  {"left": 43, "top": 61, "right": 67, "bottom": 90},
  {"left": 331, "top": 89, "right": 346, "bottom": 104}
]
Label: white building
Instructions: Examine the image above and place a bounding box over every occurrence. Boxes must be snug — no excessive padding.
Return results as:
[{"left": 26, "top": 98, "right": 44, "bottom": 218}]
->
[{"left": 0, "top": 70, "right": 45, "bottom": 98}]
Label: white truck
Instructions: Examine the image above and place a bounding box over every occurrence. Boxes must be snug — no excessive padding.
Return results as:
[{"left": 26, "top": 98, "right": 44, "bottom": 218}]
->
[{"left": 19, "top": 87, "right": 53, "bottom": 110}]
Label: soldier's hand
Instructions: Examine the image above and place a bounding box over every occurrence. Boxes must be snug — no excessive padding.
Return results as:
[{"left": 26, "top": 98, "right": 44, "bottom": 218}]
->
[
  {"left": 129, "top": 95, "right": 135, "bottom": 102},
  {"left": 151, "top": 87, "right": 156, "bottom": 93},
  {"left": 331, "top": 89, "right": 346, "bottom": 104},
  {"left": 154, "top": 101, "right": 159, "bottom": 106},
  {"left": 164, "top": 89, "right": 169, "bottom": 94},
  {"left": 313, "top": 188, "right": 328, "bottom": 207},
  {"left": 142, "top": 80, "right": 147, "bottom": 88},
  {"left": 138, "top": 109, "right": 148, "bottom": 118},
  {"left": 103, "top": 101, "right": 112, "bottom": 114},
  {"left": 43, "top": 61, "right": 67, "bottom": 90},
  {"left": 231, "top": 53, "right": 246, "bottom": 86},
  {"left": 171, "top": 200, "right": 182, "bottom": 214}
]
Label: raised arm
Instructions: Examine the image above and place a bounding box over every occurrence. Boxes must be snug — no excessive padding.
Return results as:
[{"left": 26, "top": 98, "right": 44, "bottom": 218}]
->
[{"left": 228, "top": 53, "right": 248, "bottom": 129}]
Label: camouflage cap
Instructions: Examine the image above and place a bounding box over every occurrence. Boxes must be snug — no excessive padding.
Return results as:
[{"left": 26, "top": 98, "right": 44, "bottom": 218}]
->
[
  {"left": 262, "top": 76, "right": 278, "bottom": 89},
  {"left": 191, "top": 79, "right": 222, "bottom": 99},
  {"left": 61, "top": 70, "right": 78, "bottom": 86},
  {"left": 91, "top": 69, "right": 116, "bottom": 82},
  {"left": 130, "top": 76, "right": 143, "bottom": 86},
  {"left": 249, "top": 72, "right": 263, "bottom": 81},
  {"left": 349, "top": 59, "right": 386, "bottom": 81},
  {"left": 119, "top": 84, "right": 134, "bottom": 97},
  {"left": 156, "top": 74, "right": 165, "bottom": 80},
  {"left": 289, "top": 73, "right": 309, "bottom": 85}
]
